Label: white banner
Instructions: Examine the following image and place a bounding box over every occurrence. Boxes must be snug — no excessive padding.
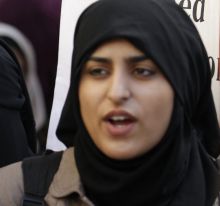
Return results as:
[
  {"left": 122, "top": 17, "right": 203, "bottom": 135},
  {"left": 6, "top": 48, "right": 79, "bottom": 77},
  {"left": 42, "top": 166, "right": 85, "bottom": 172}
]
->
[
  {"left": 175, "top": 0, "right": 220, "bottom": 121},
  {"left": 47, "top": 0, "right": 97, "bottom": 151},
  {"left": 47, "top": 0, "right": 220, "bottom": 151}
]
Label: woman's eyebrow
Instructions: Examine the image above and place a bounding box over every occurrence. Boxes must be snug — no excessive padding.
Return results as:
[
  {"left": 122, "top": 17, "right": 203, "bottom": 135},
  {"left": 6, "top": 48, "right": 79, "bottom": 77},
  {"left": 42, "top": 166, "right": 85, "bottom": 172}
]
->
[
  {"left": 126, "top": 55, "right": 148, "bottom": 63},
  {"left": 87, "top": 56, "right": 111, "bottom": 64},
  {"left": 87, "top": 55, "right": 148, "bottom": 64}
]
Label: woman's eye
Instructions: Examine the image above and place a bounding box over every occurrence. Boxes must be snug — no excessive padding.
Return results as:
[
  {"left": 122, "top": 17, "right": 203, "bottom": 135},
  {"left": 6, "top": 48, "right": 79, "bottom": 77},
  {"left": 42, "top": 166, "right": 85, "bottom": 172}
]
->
[
  {"left": 133, "top": 67, "right": 155, "bottom": 78},
  {"left": 88, "top": 67, "right": 109, "bottom": 77}
]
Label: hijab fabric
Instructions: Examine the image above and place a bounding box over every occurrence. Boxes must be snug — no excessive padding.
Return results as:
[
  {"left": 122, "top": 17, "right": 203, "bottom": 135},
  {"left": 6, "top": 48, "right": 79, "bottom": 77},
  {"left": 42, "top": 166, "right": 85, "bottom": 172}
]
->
[
  {"left": 0, "top": 39, "right": 36, "bottom": 167},
  {"left": 57, "top": 0, "right": 220, "bottom": 205}
]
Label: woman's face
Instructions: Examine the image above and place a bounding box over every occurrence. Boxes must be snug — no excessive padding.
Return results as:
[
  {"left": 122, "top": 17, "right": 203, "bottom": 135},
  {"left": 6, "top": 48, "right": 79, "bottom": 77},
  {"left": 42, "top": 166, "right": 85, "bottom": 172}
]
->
[{"left": 79, "top": 39, "right": 174, "bottom": 160}]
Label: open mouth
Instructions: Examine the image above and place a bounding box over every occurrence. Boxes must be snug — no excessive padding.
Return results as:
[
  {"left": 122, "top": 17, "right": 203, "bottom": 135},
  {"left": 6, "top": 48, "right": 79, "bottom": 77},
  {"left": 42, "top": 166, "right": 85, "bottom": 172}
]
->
[
  {"left": 103, "top": 111, "right": 136, "bottom": 136},
  {"left": 108, "top": 115, "right": 135, "bottom": 126}
]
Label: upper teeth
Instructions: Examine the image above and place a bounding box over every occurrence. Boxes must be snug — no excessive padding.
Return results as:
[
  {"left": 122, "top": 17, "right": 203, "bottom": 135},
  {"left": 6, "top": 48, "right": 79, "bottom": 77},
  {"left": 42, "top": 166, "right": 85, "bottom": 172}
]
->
[{"left": 111, "top": 116, "right": 127, "bottom": 121}]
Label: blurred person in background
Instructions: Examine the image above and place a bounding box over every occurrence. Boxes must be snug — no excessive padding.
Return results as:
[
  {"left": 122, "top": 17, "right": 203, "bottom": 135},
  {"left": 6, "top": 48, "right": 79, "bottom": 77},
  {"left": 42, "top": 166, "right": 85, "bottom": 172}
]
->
[
  {"left": 0, "top": 23, "right": 47, "bottom": 152},
  {"left": 0, "top": 39, "right": 36, "bottom": 167},
  {"left": 0, "top": 0, "right": 62, "bottom": 149}
]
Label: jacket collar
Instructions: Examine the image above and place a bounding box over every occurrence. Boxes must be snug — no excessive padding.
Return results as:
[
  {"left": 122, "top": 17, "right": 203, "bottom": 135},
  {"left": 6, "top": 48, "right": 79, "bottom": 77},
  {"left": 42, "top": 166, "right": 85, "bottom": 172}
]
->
[{"left": 48, "top": 147, "right": 85, "bottom": 197}]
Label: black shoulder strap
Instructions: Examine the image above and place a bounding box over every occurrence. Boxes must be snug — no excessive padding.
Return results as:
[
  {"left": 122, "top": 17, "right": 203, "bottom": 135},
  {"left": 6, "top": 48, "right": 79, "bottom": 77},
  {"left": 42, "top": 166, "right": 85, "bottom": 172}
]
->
[
  {"left": 22, "top": 151, "right": 63, "bottom": 206},
  {"left": 217, "top": 158, "right": 220, "bottom": 206}
]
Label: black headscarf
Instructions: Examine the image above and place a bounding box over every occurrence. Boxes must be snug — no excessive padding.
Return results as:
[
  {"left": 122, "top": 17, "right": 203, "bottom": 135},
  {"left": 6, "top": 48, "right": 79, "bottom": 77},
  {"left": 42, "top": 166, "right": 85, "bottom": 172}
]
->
[
  {"left": 0, "top": 39, "right": 36, "bottom": 167},
  {"left": 57, "top": 0, "right": 220, "bottom": 205}
]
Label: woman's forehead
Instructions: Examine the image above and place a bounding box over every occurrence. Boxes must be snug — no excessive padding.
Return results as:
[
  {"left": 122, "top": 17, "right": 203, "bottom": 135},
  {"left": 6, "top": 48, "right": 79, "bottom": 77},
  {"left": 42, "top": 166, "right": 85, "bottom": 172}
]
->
[{"left": 90, "top": 39, "right": 144, "bottom": 57}]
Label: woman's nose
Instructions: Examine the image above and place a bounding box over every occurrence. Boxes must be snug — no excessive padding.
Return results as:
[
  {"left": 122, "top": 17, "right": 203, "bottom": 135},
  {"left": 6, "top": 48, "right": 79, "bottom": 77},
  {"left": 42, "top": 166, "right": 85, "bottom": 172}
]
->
[{"left": 107, "top": 71, "right": 131, "bottom": 104}]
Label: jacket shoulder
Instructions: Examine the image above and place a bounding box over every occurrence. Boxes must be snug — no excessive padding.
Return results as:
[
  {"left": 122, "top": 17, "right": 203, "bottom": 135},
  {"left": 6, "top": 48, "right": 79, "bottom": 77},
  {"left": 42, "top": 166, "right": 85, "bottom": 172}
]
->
[{"left": 0, "top": 161, "right": 23, "bottom": 205}]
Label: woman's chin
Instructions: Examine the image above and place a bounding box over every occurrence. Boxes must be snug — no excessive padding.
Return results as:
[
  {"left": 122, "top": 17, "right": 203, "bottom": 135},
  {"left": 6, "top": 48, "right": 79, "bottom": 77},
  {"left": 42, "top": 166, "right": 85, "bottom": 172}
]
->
[{"left": 100, "top": 146, "right": 143, "bottom": 160}]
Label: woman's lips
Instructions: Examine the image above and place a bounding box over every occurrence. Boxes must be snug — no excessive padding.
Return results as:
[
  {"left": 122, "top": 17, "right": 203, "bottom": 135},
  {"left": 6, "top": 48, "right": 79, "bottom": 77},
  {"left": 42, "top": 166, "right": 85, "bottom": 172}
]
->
[{"left": 103, "top": 110, "right": 136, "bottom": 137}]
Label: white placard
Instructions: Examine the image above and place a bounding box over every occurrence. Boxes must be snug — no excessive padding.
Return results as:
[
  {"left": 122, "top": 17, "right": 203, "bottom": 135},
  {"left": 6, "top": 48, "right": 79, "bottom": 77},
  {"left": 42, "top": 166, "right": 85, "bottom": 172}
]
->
[
  {"left": 175, "top": 0, "right": 220, "bottom": 120},
  {"left": 47, "top": 0, "right": 97, "bottom": 151}
]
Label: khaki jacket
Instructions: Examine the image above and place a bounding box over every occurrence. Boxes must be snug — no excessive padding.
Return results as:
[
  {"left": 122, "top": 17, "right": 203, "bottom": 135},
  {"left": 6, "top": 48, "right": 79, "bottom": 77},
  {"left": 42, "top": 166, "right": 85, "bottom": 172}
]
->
[
  {"left": 0, "top": 148, "right": 219, "bottom": 206},
  {"left": 0, "top": 148, "right": 93, "bottom": 206}
]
